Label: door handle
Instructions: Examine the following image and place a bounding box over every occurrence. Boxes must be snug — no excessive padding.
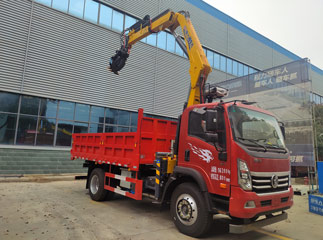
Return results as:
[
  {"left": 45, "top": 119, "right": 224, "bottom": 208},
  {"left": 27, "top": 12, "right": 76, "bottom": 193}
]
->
[{"left": 185, "top": 150, "right": 190, "bottom": 162}]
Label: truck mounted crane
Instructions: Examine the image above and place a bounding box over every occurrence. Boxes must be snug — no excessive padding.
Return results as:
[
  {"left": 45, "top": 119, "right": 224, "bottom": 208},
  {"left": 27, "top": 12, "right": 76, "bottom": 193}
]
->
[
  {"left": 108, "top": 9, "right": 227, "bottom": 108},
  {"left": 71, "top": 9, "right": 293, "bottom": 237}
]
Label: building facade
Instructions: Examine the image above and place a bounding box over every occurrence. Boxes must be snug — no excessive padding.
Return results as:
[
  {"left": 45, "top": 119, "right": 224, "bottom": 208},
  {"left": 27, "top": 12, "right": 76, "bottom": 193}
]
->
[{"left": 0, "top": 0, "right": 322, "bottom": 174}]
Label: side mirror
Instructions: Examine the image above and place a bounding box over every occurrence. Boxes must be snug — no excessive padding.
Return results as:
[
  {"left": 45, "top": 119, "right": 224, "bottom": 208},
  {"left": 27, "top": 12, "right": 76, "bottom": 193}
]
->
[
  {"left": 279, "top": 122, "right": 286, "bottom": 140},
  {"left": 205, "top": 133, "right": 218, "bottom": 143},
  {"left": 205, "top": 110, "right": 217, "bottom": 132}
]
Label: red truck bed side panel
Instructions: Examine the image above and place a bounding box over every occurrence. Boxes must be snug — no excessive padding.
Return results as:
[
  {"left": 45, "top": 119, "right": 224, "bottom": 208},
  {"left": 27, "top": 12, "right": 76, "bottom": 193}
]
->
[{"left": 71, "top": 109, "right": 177, "bottom": 170}]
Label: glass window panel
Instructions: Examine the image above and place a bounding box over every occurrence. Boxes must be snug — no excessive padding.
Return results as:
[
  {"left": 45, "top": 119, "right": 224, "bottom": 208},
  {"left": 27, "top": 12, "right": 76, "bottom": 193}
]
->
[
  {"left": 144, "top": 113, "right": 154, "bottom": 118},
  {"left": 244, "top": 65, "right": 249, "bottom": 76},
  {"left": 315, "top": 94, "right": 320, "bottom": 104},
  {"left": 226, "top": 58, "right": 233, "bottom": 74},
  {"left": 0, "top": 113, "right": 17, "bottom": 144},
  {"left": 157, "top": 31, "right": 166, "bottom": 50},
  {"left": 213, "top": 53, "right": 220, "bottom": 69},
  {"left": 74, "top": 122, "right": 88, "bottom": 133},
  {"left": 89, "top": 123, "right": 103, "bottom": 133},
  {"left": 52, "top": 0, "right": 68, "bottom": 12},
  {"left": 35, "top": 0, "right": 51, "bottom": 7},
  {"left": 39, "top": 99, "right": 57, "bottom": 118},
  {"left": 90, "top": 106, "right": 105, "bottom": 123},
  {"left": 175, "top": 41, "right": 183, "bottom": 56},
  {"left": 146, "top": 34, "right": 157, "bottom": 46},
  {"left": 99, "top": 4, "right": 112, "bottom": 28},
  {"left": 0, "top": 92, "right": 19, "bottom": 113},
  {"left": 112, "top": 10, "right": 124, "bottom": 31},
  {"left": 220, "top": 55, "right": 226, "bottom": 72},
  {"left": 232, "top": 60, "right": 238, "bottom": 76},
  {"left": 118, "top": 110, "right": 130, "bottom": 126},
  {"left": 56, "top": 121, "right": 73, "bottom": 146},
  {"left": 20, "top": 96, "right": 40, "bottom": 115},
  {"left": 117, "top": 126, "right": 129, "bottom": 132},
  {"left": 124, "top": 15, "right": 136, "bottom": 29},
  {"left": 17, "top": 115, "right": 37, "bottom": 145},
  {"left": 130, "top": 127, "right": 137, "bottom": 132},
  {"left": 203, "top": 47, "right": 207, "bottom": 55},
  {"left": 105, "top": 124, "right": 117, "bottom": 133},
  {"left": 36, "top": 118, "right": 56, "bottom": 146},
  {"left": 84, "top": 0, "right": 99, "bottom": 23},
  {"left": 188, "top": 109, "right": 209, "bottom": 142},
  {"left": 238, "top": 63, "right": 243, "bottom": 76},
  {"left": 69, "top": 0, "right": 84, "bottom": 18},
  {"left": 58, "top": 101, "right": 75, "bottom": 120},
  {"left": 140, "top": 37, "right": 147, "bottom": 43},
  {"left": 130, "top": 112, "right": 138, "bottom": 126},
  {"left": 75, "top": 103, "right": 90, "bottom": 122},
  {"left": 105, "top": 108, "right": 118, "bottom": 124},
  {"left": 206, "top": 49, "right": 213, "bottom": 68},
  {"left": 166, "top": 33, "right": 175, "bottom": 52}
]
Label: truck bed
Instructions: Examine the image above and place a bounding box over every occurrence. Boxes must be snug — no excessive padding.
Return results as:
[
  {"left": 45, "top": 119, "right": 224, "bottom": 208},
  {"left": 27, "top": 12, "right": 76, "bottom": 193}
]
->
[{"left": 71, "top": 109, "right": 177, "bottom": 171}]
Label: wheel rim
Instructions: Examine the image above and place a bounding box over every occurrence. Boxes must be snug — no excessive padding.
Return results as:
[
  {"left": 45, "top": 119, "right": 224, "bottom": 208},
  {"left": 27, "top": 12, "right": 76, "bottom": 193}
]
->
[
  {"left": 176, "top": 193, "right": 198, "bottom": 226},
  {"left": 90, "top": 175, "right": 99, "bottom": 195}
]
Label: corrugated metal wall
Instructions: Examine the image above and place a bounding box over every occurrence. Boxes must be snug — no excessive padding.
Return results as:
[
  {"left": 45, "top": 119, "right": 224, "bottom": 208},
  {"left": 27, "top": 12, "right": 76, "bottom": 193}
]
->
[
  {"left": 0, "top": 0, "right": 31, "bottom": 93},
  {"left": 24, "top": 2, "right": 157, "bottom": 112},
  {"left": 1, "top": 0, "right": 322, "bottom": 119},
  {"left": 100, "top": 0, "right": 160, "bottom": 19}
]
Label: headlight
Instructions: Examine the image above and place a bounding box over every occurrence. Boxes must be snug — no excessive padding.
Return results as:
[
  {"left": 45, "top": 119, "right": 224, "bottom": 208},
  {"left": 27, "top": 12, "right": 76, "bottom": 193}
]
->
[{"left": 238, "top": 159, "right": 252, "bottom": 191}]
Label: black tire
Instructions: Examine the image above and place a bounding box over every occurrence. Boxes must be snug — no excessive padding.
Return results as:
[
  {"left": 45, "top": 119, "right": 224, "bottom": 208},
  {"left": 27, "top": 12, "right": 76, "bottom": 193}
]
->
[
  {"left": 89, "top": 168, "right": 113, "bottom": 201},
  {"left": 170, "top": 183, "right": 213, "bottom": 237}
]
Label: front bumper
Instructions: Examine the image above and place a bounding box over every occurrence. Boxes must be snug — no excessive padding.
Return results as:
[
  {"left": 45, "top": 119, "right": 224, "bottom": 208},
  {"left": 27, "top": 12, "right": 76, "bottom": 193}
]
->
[
  {"left": 229, "top": 186, "right": 293, "bottom": 219},
  {"left": 230, "top": 212, "right": 288, "bottom": 234}
]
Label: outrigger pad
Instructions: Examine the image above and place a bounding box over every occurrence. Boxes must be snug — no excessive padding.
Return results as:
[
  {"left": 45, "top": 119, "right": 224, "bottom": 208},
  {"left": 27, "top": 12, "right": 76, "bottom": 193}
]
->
[{"left": 109, "top": 47, "right": 129, "bottom": 75}]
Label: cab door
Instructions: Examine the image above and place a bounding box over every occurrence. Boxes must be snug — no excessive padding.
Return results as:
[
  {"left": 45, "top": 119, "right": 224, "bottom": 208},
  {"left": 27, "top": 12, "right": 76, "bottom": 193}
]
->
[{"left": 178, "top": 106, "right": 231, "bottom": 196}]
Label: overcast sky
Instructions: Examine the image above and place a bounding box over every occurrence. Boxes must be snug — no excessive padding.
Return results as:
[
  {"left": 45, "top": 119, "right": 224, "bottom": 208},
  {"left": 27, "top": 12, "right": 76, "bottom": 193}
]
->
[{"left": 203, "top": 0, "right": 323, "bottom": 70}]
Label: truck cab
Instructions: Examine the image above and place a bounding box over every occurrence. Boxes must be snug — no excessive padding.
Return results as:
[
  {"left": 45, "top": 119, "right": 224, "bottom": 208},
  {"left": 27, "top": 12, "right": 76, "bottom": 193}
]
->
[{"left": 172, "top": 101, "right": 293, "bottom": 233}]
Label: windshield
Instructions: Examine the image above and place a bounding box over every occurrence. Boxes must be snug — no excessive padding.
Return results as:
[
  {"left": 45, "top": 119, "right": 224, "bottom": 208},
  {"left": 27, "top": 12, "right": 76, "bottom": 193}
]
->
[{"left": 228, "top": 105, "right": 286, "bottom": 149}]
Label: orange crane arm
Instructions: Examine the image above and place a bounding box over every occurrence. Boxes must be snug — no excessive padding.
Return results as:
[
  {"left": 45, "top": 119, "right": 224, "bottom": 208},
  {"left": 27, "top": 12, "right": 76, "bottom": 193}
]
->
[{"left": 109, "top": 9, "right": 226, "bottom": 108}]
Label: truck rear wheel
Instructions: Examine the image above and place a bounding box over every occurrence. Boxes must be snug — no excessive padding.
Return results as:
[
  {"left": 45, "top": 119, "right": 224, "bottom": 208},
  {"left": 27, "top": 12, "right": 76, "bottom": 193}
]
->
[
  {"left": 89, "top": 168, "right": 112, "bottom": 201},
  {"left": 170, "top": 183, "right": 213, "bottom": 237}
]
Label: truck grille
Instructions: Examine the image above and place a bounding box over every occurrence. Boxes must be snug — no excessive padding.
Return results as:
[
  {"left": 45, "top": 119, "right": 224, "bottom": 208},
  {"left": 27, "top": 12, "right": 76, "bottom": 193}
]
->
[{"left": 251, "top": 172, "right": 289, "bottom": 195}]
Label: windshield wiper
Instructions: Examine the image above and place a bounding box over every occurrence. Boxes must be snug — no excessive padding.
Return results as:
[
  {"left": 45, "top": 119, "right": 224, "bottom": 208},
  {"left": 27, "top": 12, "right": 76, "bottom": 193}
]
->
[
  {"left": 237, "top": 137, "right": 267, "bottom": 152},
  {"left": 264, "top": 144, "right": 288, "bottom": 153}
]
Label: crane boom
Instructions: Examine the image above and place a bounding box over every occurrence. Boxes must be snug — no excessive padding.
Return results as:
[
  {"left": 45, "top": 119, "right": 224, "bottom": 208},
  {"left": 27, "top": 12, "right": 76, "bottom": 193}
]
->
[{"left": 109, "top": 9, "right": 227, "bottom": 108}]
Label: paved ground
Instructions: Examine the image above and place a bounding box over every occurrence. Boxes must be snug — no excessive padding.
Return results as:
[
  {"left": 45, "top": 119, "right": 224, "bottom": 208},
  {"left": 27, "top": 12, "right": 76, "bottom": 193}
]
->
[{"left": 0, "top": 180, "right": 322, "bottom": 240}]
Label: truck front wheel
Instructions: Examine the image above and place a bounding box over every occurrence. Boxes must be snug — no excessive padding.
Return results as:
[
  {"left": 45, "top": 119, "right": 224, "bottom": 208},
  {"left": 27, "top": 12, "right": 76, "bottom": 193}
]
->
[
  {"left": 89, "top": 168, "right": 112, "bottom": 201},
  {"left": 170, "top": 183, "right": 213, "bottom": 237}
]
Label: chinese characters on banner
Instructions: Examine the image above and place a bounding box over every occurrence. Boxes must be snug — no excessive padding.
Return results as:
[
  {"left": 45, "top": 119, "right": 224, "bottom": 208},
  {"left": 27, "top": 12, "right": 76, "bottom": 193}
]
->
[
  {"left": 253, "top": 66, "right": 298, "bottom": 89},
  {"left": 216, "top": 59, "right": 314, "bottom": 167}
]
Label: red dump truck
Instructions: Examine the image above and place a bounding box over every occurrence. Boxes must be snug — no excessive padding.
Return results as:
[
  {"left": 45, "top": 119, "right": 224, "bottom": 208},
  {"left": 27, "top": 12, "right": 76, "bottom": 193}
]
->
[
  {"left": 71, "top": 105, "right": 293, "bottom": 237},
  {"left": 71, "top": 10, "right": 293, "bottom": 237}
]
